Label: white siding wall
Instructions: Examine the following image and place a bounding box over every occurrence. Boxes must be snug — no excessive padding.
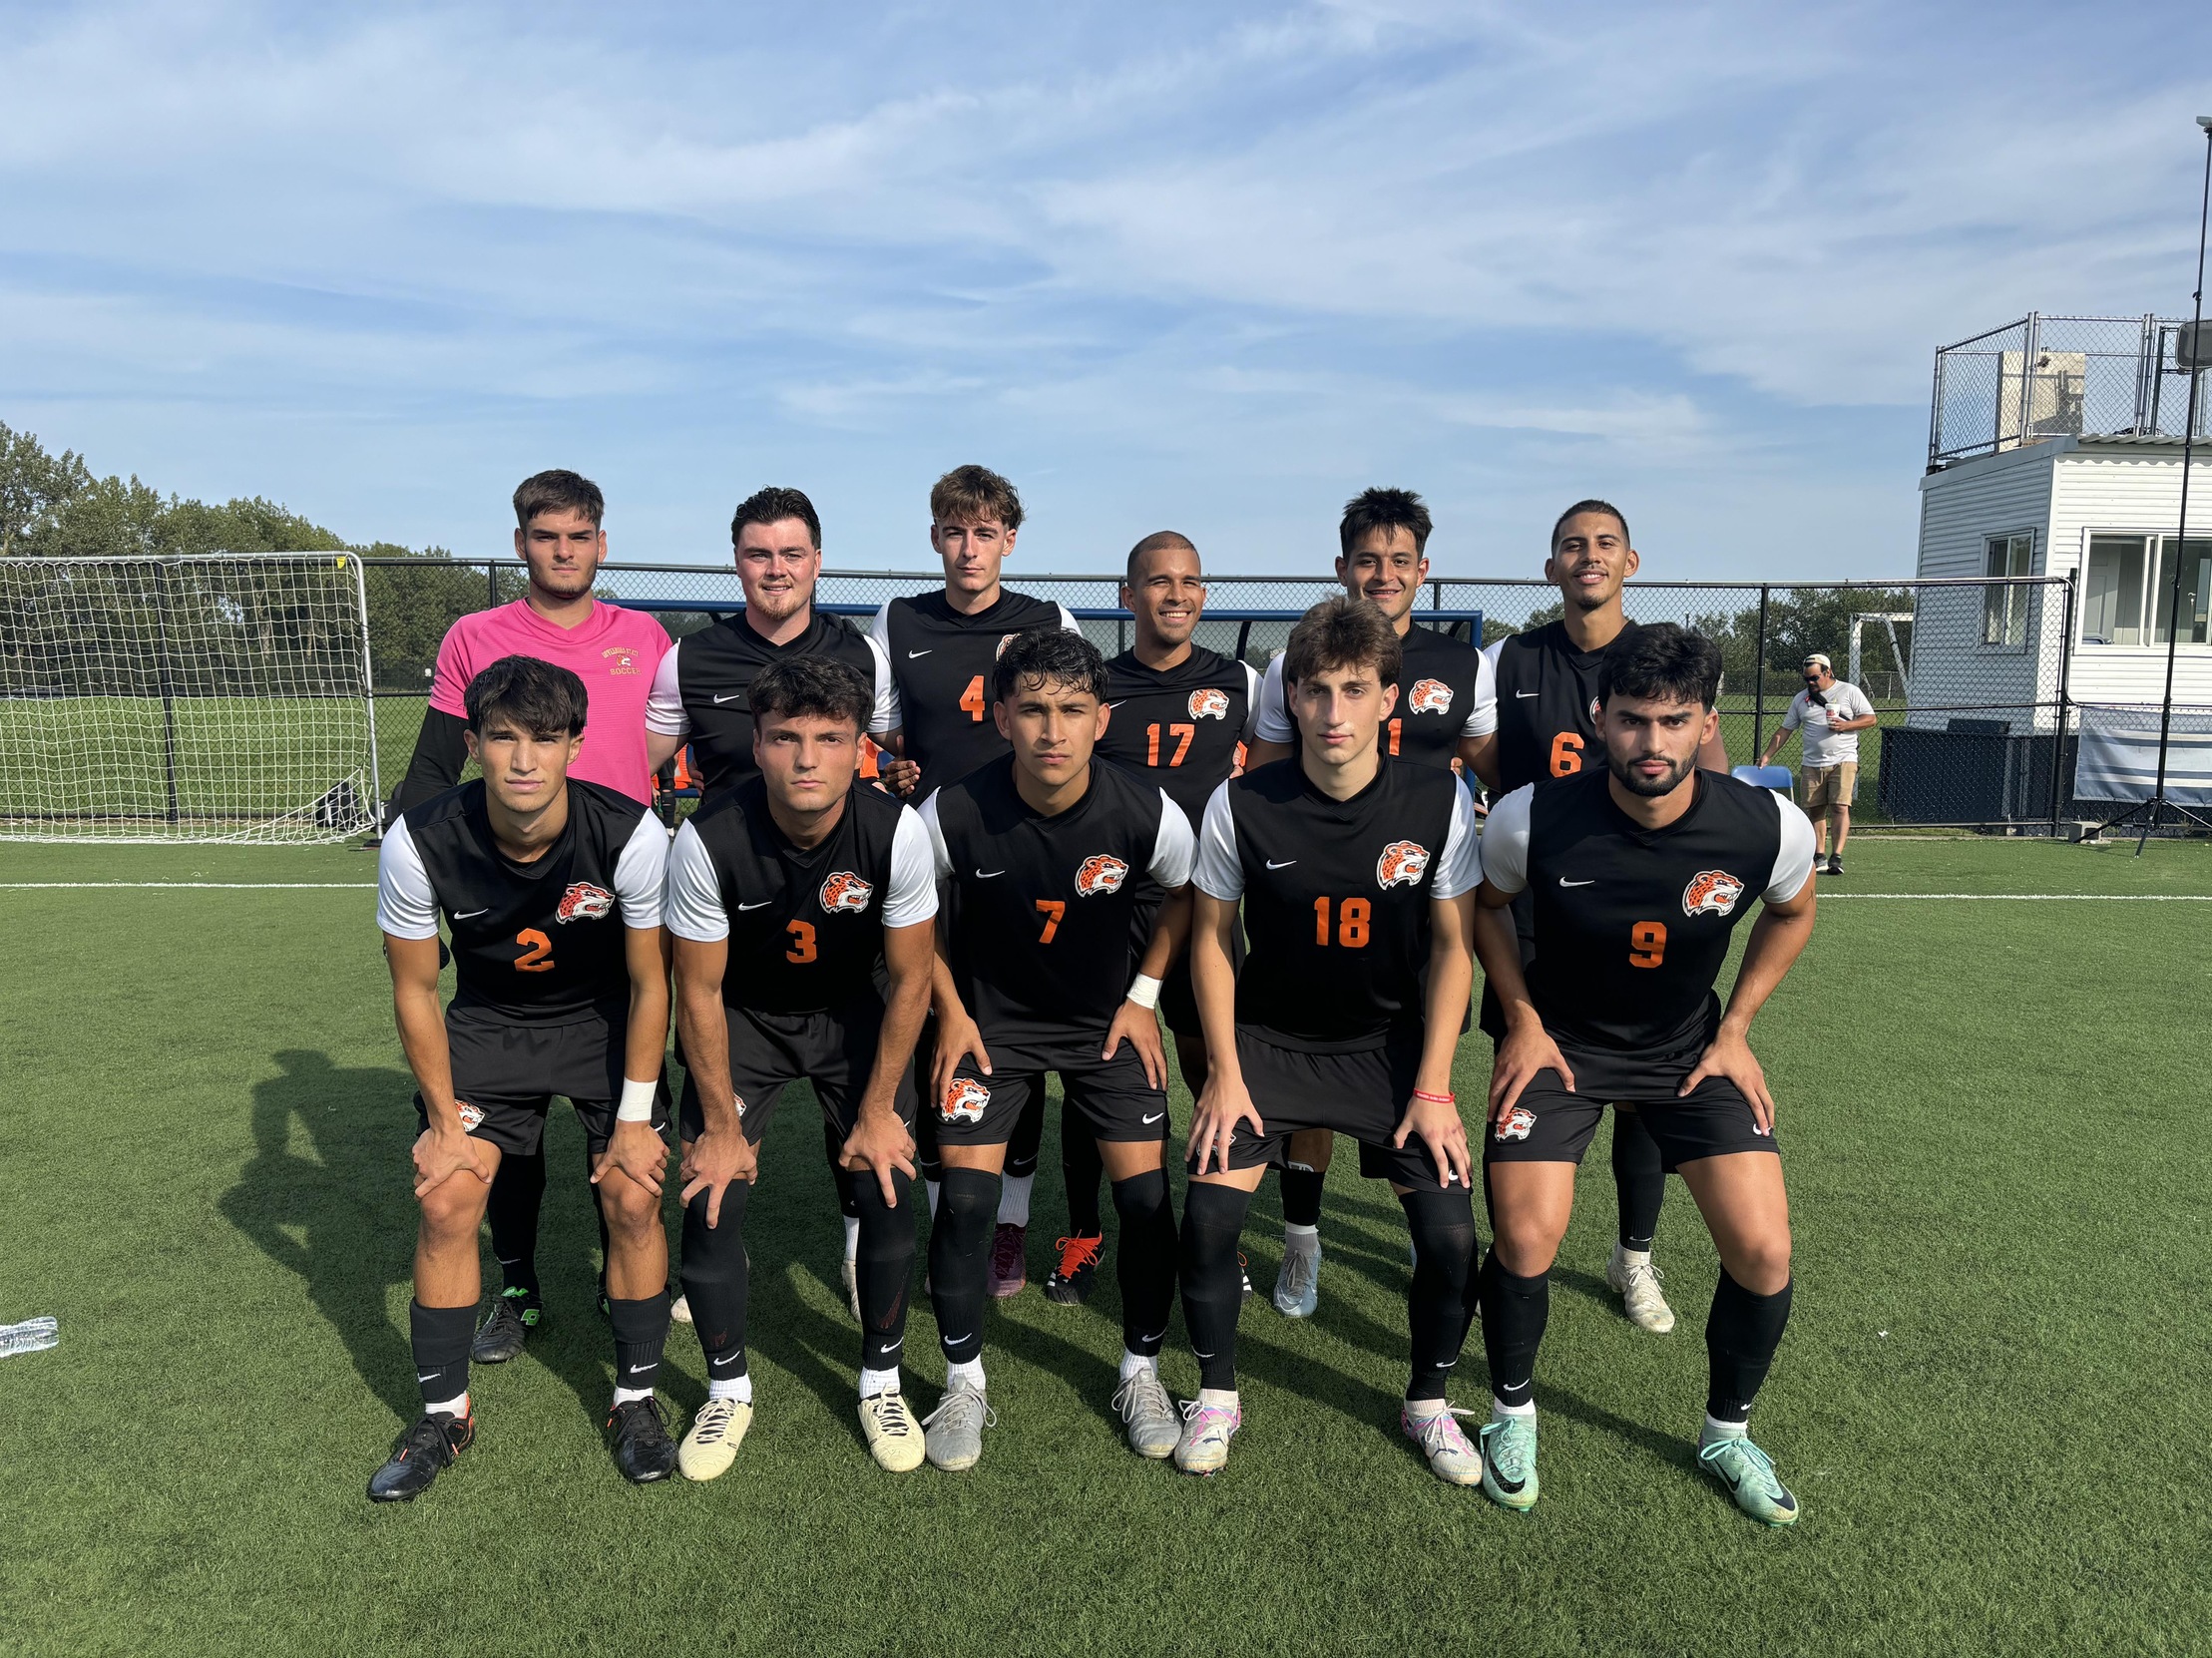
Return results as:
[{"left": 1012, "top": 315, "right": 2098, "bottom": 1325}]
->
[
  {"left": 2049, "top": 447, "right": 2212, "bottom": 706},
  {"left": 1913, "top": 444, "right": 2056, "bottom": 731}
]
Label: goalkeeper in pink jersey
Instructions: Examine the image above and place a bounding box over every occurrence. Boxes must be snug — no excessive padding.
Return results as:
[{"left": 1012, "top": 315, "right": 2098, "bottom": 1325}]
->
[{"left": 386, "top": 469, "right": 673, "bottom": 1367}]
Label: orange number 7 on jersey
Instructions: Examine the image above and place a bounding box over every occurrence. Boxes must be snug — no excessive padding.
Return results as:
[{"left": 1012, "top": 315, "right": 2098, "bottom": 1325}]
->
[{"left": 1035, "top": 899, "right": 1066, "bottom": 944}]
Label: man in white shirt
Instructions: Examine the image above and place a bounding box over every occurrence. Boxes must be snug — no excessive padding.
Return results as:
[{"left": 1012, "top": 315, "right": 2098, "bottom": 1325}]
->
[{"left": 1758, "top": 653, "right": 1876, "bottom": 878}]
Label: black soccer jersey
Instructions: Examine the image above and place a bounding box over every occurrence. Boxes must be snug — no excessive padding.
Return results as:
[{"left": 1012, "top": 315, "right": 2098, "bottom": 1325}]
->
[
  {"left": 1095, "top": 645, "right": 1260, "bottom": 824},
  {"left": 664, "top": 777, "right": 936, "bottom": 1014},
  {"left": 1254, "top": 622, "right": 1496, "bottom": 771},
  {"left": 921, "top": 755, "right": 1195, "bottom": 1046},
  {"left": 1485, "top": 619, "right": 1645, "bottom": 792},
  {"left": 1192, "top": 759, "right": 1480, "bottom": 1051},
  {"left": 1482, "top": 768, "right": 1816, "bottom": 1054},
  {"left": 645, "top": 611, "right": 892, "bottom": 799},
  {"left": 871, "top": 588, "right": 1077, "bottom": 796},
  {"left": 377, "top": 778, "right": 667, "bottom": 1024}
]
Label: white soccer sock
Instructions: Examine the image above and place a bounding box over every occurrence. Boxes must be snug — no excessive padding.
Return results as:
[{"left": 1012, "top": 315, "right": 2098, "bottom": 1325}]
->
[
  {"left": 842, "top": 1214, "right": 861, "bottom": 1262},
  {"left": 613, "top": 1385, "right": 655, "bottom": 1408},
  {"left": 1118, "top": 1349, "right": 1157, "bottom": 1382},
  {"left": 1197, "top": 1387, "right": 1239, "bottom": 1410},
  {"left": 946, "top": 1358, "right": 986, "bottom": 1393},
  {"left": 998, "top": 1173, "right": 1035, "bottom": 1227},
  {"left": 709, "top": 1374, "right": 753, "bottom": 1405},
  {"left": 859, "top": 1366, "right": 901, "bottom": 1400},
  {"left": 1702, "top": 1414, "right": 1748, "bottom": 1443},
  {"left": 427, "top": 1392, "right": 469, "bottom": 1419},
  {"left": 1493, "top": 1396, "right": 1536, "bottom": 1421},
  {"left": 1284, "top": 1222, "right": 1319, "bottom": 1242},
  {"left": 1405, "top": 1396, "right": 1448, "bottom": 1420}
]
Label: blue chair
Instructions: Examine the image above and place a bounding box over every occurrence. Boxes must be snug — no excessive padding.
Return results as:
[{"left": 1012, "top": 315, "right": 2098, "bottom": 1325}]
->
[{"left": 1732, "top": 765, "right": 1794, "bottom": 792}]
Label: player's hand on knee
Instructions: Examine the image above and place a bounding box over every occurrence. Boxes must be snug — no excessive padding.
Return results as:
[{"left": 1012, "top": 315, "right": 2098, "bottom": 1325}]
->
[
  {"left": 679, "top": 1122, "right": 755, "bottom": 1226},
  {"left": 1102, "top": 1001, "right": 1166, "bottom": 1092},
  {"left": 412, "top": 1124, "right": 494, "bottom": 1199},
  {"left": 1188, "top": 1077, "right": 1260, "bottom": 1176},
  {"left": 1682, "top": 1027, "right": 1774, "bottom": 1133},
  {"left": 1489, "top": 1022, "right": 1572, "bottom": 1125},
  {"left": 841, "top": 1110, "right": 917, "bottom": 1207},
  {"left": 593, "top": 1119, "right": 669, "bottom": 1198},
  {"left": 1395, "top": 1092, "right": 1473, "bottom": 1189}
]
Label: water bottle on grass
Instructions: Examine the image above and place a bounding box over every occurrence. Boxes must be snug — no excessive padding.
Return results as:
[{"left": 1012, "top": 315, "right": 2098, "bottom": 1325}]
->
[{"left": 1, "top": 1317, "right": 58, "bottom": 1357}]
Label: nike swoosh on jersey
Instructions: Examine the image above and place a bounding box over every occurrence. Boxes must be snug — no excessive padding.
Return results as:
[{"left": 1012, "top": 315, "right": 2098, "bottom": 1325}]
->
[
  {"left": 712, "top": 692, "right": 743, "bottom": 704},
  {"left": 1516, "top": 690, "right": 1540, "bottom": 698},
  {"left": 975, "top": 869, "right": 1005, "bottom": 879},
  {"left": 1264, "top": 858, "right": 1296, "bottom": 869},
  {"left": 907, "top": 649, "right": 933, "bottom": 657},
  {"left": 1141, "top": 1111, "right": 1164, "bottom": 1124},
  {"left": 737, "top": 900, "right": 775, "bottom": 911},
  {"left": 1558, "top": 878, "right": 1594, "bottom": 887},
  {"left": 453, "top": 908, "right": 490, "bottom": 920}
]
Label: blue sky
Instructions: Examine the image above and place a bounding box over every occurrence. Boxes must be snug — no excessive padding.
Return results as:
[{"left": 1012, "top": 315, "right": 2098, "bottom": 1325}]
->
[{"left": 2, "top": 1, "right": 2207, "bottom": 578}]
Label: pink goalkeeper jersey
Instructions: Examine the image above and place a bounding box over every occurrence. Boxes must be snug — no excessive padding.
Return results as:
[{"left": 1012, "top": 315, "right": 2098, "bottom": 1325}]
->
[{"left": 427, "top": 599, "right": 671, "bottom": 805}]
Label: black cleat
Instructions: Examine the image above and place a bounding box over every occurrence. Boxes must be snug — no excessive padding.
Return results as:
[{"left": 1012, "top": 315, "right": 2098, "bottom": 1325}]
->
[
  {"left": 1825, "top": 856, "right": 1844, "bottom": 878},
  {"left": 606, "top": 1397, "right": 677, "bottom": 1483},
  {"left": 1043, "top": 1234, "right": 1104, "bottom": 1305},
  {"left": 472, "top": 1288, "right": 541, "bottom": 1365},
  {"left": 367, "top": 1411, "right": 474, "bottom": 1503}
]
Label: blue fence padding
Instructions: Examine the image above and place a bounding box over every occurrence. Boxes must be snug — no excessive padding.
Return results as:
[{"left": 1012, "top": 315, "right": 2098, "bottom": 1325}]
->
[
  {"left": 1732, "top": 765, "right": 1795, "bottom": 791},
  {"left": 621, "top": 598, "right": 1487, "bottom": 625}
]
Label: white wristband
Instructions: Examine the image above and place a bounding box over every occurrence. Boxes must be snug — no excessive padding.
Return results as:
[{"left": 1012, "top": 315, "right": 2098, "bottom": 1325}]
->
[
  {"left": 1125, "top": 974, "right": 1163, "bottom": 1011},
  {"left": 616, "top": 1076, "right": 659, "bottom": 1123}
]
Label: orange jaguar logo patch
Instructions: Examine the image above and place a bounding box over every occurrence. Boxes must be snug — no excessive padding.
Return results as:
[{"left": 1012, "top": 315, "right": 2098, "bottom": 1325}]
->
[
  {"left": 1376, "top": 840, "right": 1430, "bottom": 890},
  {"left": 819, "top": 871, "right": 874, "bottom": 913},
  {"left": 941, "top": 1077, "right": 991, "bottom": 1125},
  {"left": 1075, "top": 854, "right": 1129, "bottom": 897},
  {"left": 1188, "top": 687, "right": 1230, "bottom": 720},
  {"left": 1409, "top": 678, "right": 1453, "bottom": 714},
  {"left": 1682, "top": 869, "right": 1746, "bottom": 918},
  {"left": 555, "top": 882, "right": 615, "bottom": 923}
]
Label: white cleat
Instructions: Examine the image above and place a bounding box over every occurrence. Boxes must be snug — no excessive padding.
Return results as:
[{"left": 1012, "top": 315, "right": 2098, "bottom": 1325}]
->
[
  {"left": 1606, "top": 1243, "right": 1676, "bottom": 1334},
  {"left": 1402, "top": 1405, "right": 1484, "bottom": 1486},
  {"left": 841, "top": 1259, "right": 861, "bottom": 1323},
  {"left": 1173, "top": 1397, "right": 1242, "bottom": 1475},
  {"left": 859, "top": 1391, "right": 926, "bottom": 1472},
  {"left": 678, "top": 1396, "right": 751, "bottom": 1481},
  {"left": 670, "top": 1293, "right": 693, "bottom": 1326}
]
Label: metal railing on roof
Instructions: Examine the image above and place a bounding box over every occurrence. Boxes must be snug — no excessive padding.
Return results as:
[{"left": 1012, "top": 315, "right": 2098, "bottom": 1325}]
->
[{"left": 1928, "top": 312, "right": 2207, "bottom": 468}]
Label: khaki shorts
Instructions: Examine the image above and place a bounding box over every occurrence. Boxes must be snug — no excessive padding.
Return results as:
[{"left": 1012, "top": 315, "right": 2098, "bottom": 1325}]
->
[{"left": 1802, "top": 761, "right": 1858, "bottom": 812}]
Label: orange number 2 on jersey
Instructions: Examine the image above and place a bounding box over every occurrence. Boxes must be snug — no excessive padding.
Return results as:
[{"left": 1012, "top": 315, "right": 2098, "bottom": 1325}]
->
[
  {"left": 1549, "top": 731, "right": 1583, "bottom": 776},
  {"left": 960, "top": 675, "right": 987, "bottom": 723},
  {"left": 1628, "top": 921, "right": 1666, "bottom": 969},
  {"left": 514, "top": 929, "right": 555, "bottom": 972},
  {"left": 1035, "top": 899, "right": 1066, "bottom": 944},
  {"left": 786, "top": 921, "right": 818, "bottom": 964}
]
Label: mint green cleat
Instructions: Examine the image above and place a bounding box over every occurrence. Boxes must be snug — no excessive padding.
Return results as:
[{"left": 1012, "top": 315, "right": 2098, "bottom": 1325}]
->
[
  {"left": 1478, "top": 1415, "right": 1540, "bottom": 1512},
  {"left": 1698, "top": 1430, "right": 1800, "bottom": 1526}
]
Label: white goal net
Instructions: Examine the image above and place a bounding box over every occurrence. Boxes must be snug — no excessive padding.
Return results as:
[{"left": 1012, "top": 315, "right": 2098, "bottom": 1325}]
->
[{"left": 0, "top": 555, "right": 382, "bottom": 843}]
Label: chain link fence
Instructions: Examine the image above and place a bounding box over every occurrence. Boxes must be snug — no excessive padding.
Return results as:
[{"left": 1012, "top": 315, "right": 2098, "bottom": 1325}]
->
[{"left": 1930, "top": 312, "right": 2207, "bottom": 467}]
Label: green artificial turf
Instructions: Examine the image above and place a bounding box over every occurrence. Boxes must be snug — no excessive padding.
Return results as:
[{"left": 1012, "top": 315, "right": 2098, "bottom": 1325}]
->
[{"left": 2, "top": 834, "right": 2208, "bottom": 1656}]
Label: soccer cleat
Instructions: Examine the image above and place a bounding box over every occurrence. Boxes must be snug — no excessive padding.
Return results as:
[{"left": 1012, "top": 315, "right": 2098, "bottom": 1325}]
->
[
  {"left": 921, "top": 1383, "right": 994, "bottom": 1471},
  {"left": 1240, "top": 1253, "right": 1254, "bottom": 1299},
  {"left": 366, "top": 1411, "right": 474, "bottom": 1503},
  {"left": 1044, "top": 1234, "right": 1104, "bottom": 1305},
  {"left": 1272, "top": 1233, "right": 1320, "bottom": 1319},
  {"left": 1110, "top": 1366, "right": 1181, "bottom": 1459},
  {"left": 1825, "top": 855, "right": 1843, "bottom": 878},
  {"left": 472, "top": 1287, "right": 540, "bottom": 1364},
  {"left": 677, "top": 1396, "right": 751, "bottom": 1481},
  {"left": 841, "top": 1258, "right": 861, "bottom": 1322},
  {"left": 859, "top": 1391, "right": 927, "bottom": 1472},
  {"left": 1479, "top": 1415, "right": 1541, "bottom": 1511},
  {"left": 1699, "top": 1429, "right": 1801, "bottom": 1527},
  {"left": 988, "top": 1223, "right": 1028, "bottom": 1298},
  {"left": 1173, "top": 1397, "right": 1241, "bottom": 1475},
  {"left": 1402, "top": 1406, "right": 1484, "bottom": 1487},
  {"left": 1605, "top": 1244, "right": 1677, "bottom": 1335},
  {"left": 670, "top": 1292, "right": 693, "bottom": 1326},
  {"left": 605, "top": 1397, "right": 678, "bottom": 1483}
]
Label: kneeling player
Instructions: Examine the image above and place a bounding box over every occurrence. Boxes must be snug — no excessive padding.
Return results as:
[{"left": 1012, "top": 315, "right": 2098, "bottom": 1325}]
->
[
  {"left": 919, "top": 629, "right": 1196, "bottom": 1469},
  {"left": 665, "top": 658, "right": 938, "bottom": 1476},
  {"left": 1473, "top": 623, "right": 1816, "bottom": 1525},
  {"left": 370, "top": 655, "right": 676, "bottom": 1500},
  {"left": 1181, "top": 597, "right": 1485, "bottom": 1484}
]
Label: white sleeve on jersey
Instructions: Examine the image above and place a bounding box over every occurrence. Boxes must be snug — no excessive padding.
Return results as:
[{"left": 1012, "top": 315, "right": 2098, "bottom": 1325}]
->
[
  {"left": 1238, "top": 660, "right": 1264, "bottom": 744},
  {"left": 374, "top": 816, "right": 441, "bottom": 940},
  {"left": 645, "top": 640, "right": 688, "bottom": 738},
  {"left": 1432, "top": 777, "right": 1483, "bottom": 899},
  {"left": 864, "top": 631, "right": 901, "bottom": 735},
  {"left": 1056, "top": 604, "right": 1083, "bottom": 634},
  {"left": 1481, "top": 637, "right": 1506, "bottom": 671},
  {"left": 1479, "top": 784, "right": 1534, "bottom": 896},
  {"left": 663, "top": 820, "right": 728, "bottom": 942},
  {"left": 1767, "top": 796, "right": 1819, "bottom": 904},
  {"left": 885, "top": 807, "right": 942, "bottom": 928},
  {"left": 1461, "top": 645, "right": 1499, "bottom": 739},
  {"left": 917, "top": 789, "right": 954, "bottom": 881},
  {"left": 1252, "top": 652, "right": 1293, "bottom": 744},
  {"left": 1149, "top": 789, "right": 1198, "bottom": 887},
  {"left": 614, "top": 812, "right": 669, "bottom": 929},
  {"left": 1191, "top": 781, "right": 1244, "bottom": 901}
]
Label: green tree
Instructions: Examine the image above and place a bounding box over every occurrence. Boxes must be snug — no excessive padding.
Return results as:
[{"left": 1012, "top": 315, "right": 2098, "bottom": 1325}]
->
[{"left": 0, "top": 422, "right": 94, "bottom": 555}]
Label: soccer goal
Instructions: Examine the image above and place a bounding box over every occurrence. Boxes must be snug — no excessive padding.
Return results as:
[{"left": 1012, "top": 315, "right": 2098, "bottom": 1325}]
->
[{"left": 0, "top": 555, "right": 382, "bottom": 843}]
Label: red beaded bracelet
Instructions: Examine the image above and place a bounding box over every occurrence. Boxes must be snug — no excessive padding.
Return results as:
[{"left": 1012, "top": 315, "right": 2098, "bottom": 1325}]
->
[{"left": 1411, "top": 1088, "right": 1456, "bottom": 1104}]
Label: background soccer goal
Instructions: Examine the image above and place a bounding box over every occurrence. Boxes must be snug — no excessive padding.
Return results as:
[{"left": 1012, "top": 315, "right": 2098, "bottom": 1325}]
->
[{"left": 0, "top": 555, "right": 382, "bottom": 844}]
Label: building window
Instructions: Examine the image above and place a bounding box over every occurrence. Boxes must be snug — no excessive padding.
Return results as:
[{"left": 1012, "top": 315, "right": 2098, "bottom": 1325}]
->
[
  {"left": 2153, "top": 537, "right": 2212, "bottom": 644},
  {"left": 2080, "top": 534, "right": 2212, "bottom": 644},
  {"left": 1983, "top": 533, "right": 2033, "bottom": 646}
]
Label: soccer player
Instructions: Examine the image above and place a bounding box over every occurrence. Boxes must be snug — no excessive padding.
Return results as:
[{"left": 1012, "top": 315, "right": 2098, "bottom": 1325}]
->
[
  {"left": 1179, "top": 597, "right": 1484, "bottom": 1484},
  {"left": 384, "top": 470, "right": 673, "bottom": 1370},
  {"left": 871, "top": 465, "right": 1081, "bottom": 1298},
  {"left": 664, "top": 657, "right": 938, "bottom": 1476},
  {"left": 1473, "top": 622, "right": 1815, "bottom": 1525},
  {"left": 1241, "top": 488, "right": 1495, "bottom": 1320},
  {"left": 369, "top": 655, "right": 677, "bottom": 1501},
  {"left": 916, "top": 628, "right": 1195, "bottom": 1469},
  {"left": 1472, "top": 500, "right": 1731, "bottom": 1336}
]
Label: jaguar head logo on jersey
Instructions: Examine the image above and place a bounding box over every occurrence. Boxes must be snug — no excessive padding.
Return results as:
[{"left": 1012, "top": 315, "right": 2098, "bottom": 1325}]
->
[
  {"left": 1075, "top": 854, "right": 1130, "bottom": 897},
  {"left": 941, "top": 1077, "right": 991, "bottom": 1125},
  {"left": 1409, "top": 678, "right": 1453, "bottom": 714},
  {"left": 1376, "top": 840, "right": 1430, "bottom": 889},
  {"left": 455, "top": 1101, "right": 486, "bottom": 1133},
  {"left": 1682, "top": 869, "right": 1746, "bottom": 918},
  {"left": 555, "top": 882, "right": 616, "bottom": 923},
  {"left": 1188, "top": 687, "right": 1230, "bottom": 721},
  {"left": 1589, "top": 695, "right": 1602, "bottom": 724},
  {"left": 996, "top": 632, "right": 1021, "bottom": 659},
  {"left": 819, "top": 872, "right": 875, "bottom": 913},
  {"left": 1494, "top": 1105, "right": 1537, "bottom": 1142}
]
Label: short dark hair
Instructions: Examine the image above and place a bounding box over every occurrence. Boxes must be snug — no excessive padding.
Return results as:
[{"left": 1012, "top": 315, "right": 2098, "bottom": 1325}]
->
[
  {"left": 931, "top": 464, "right": 1025, "bottom": 533},
  {"left": 994, "top": 627, "right": 1107, "bottom": 705},
  {"left": 1550, "top": 498, "right": 1629, "bottom": 552},
  {"left": 1597, "top": 622, "right": 1722, "bottom": 710},
  {"left": 464, "top": 654, "right": 589, "bottom": 736},
  {"left": 1340, "top": 487, "right": 1432, "bottom": 559},
  {"left": 513, "top": 469, "right": 604, "bottom": 530},
  {"left": 748, "top": 655, "right": 872, "bottom": 730},
  {"left": 1125, "top": 530, "right": 1197, "bottom": 586},
  {"left": 1282, "top": 596, "right": 1402, "bottom": 689},
  {"left": 731, "top": 487, "right": 822, "bottom": 552}
]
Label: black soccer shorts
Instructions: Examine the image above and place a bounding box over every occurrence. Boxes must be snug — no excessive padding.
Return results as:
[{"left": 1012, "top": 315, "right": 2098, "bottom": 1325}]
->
[
  {"left": 677, "top": 1001, "right": 919, "bottom": 1145},
  {"left": 1482, "top": 1038, "right": 1779, "bottom": 1170},
  {"left": 1189, "top": 1026, "right": 1468, "bottom": 1193},
  {"left": 932, "top": 1032, "right": 1169, "bottom": 1148},
  {"left": 417, "top": 1007, "right": 670, "bottom": 1157}
]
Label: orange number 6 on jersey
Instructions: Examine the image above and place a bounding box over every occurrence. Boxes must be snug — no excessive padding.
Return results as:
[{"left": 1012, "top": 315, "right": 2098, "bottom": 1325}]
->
[
  {"left": 786, "top": 921, "right": 818, "bottom": 964},
  {"left": 1628, "top": 921, "right": 1666, "bottom": 968},
  {"left": 1549, "top": 732, "right": 1583, "bottom": 776},
  {"left": 514, "top": 928, "right": 555, "bottom": 972}
]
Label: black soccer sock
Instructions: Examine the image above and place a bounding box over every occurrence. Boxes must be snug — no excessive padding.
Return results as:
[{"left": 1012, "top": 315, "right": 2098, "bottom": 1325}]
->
[
  {"left": 409, "top": 1300, "right": 475, "bottom": 1412},
  {"left": 1063, "top": 1099, "right": 1105, "bottom": 1237},
  {"left": 1705, "top": 1271, "right": 1793, "bottom": 1424},
  {"left": 1178, "top": 1181, "right": 1253, "bottom": 1393},
  {"left": 825, "top": 1119, "right": 860, "bottom": 1222},
  {"left": 1478, "top": 1250, "right": 1549, "bottom": 1409},
  {"left": 484, "top": 1148, "right": 547, "bottom": 1297},
  {"left": 1110, "top": 1168, "right": 1178, "bottom": 1358},
  {"left": 1279, "top": 1164, "right": 1325, "bottom": 1230},
  {"left": 846, "top": 1166, "right": 917, "bottom": 1373},
  {"left": 679, "top": 1181, "right": 753, "bottom": 1384},
  {"left": 928, "top": 1167, "right": 1000, "bottom": 1366},
  {"left": 1006, "top": 1091, "right": 1046, "bottom": 1182},
  {"left": 1400, "top": 1187, "right": 1480, "bottom": 1401},
  {"left": 608, "top": 1290, "right": 672, "bottom": 1397},
  {"left": 1610, "top": 1108, "right": 1665, "bottom": 1252}
]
